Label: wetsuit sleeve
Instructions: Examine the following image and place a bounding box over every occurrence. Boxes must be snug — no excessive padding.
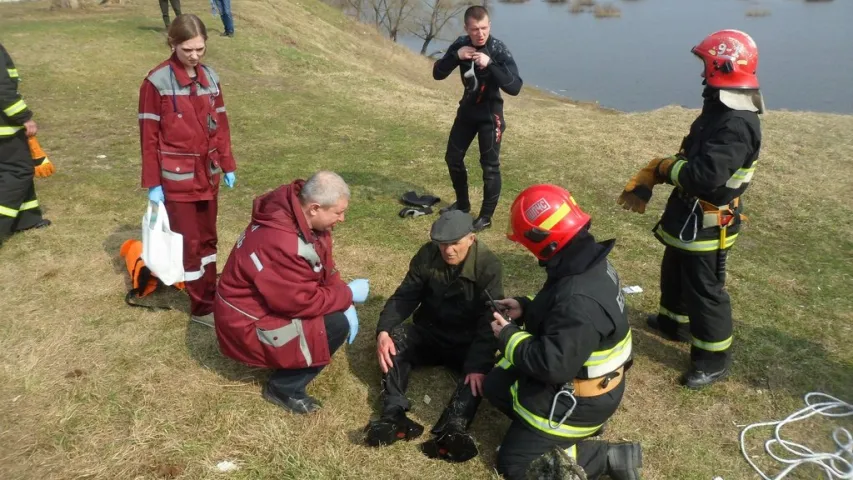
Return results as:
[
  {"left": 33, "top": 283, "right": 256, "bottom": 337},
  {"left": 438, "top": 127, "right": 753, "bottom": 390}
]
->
[
  {"left": 487, "top": 48, "right": 522, "bottom": 96},
  {"left": 138, "top": 78, "right": 162, "bottom": 189},
  {"left": 376, "top": 247, "right": 428, "bottom": 335},
  {"left": 497, "top": 295, "right": 598, "bottom": 385},
  {"left": 433, "top": 37, "right": 467, "bottom": 80},
  {"left": 668, "top": 118, "right": 754, "bottom": 197}
]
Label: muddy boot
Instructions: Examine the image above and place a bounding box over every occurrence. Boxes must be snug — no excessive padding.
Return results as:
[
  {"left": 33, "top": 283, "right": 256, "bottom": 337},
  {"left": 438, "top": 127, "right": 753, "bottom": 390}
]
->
[
  {"left": 364, "top": 408, "right": 424, "bottom": 447},
  {"left": 605, "top": 441, "right": 642, "bottom": 480},
  {"left": 421, "top": 421, "right": 478, "bottom": 463},
  {"left": 525, "top": 446, "right": 588, "bottom": 480},
  {"left": 421, "top": 379, "right": 482, "bottom": 462}
]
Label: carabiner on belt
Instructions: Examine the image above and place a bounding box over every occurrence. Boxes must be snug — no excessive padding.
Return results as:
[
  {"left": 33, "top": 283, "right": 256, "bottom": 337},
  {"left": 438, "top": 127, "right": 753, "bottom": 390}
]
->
[
  {"left": 679, "top": 199, "right": 700, "bottom": 243},
  {"left": 548, "top": 384, "right": 578, "bottom": 430}
]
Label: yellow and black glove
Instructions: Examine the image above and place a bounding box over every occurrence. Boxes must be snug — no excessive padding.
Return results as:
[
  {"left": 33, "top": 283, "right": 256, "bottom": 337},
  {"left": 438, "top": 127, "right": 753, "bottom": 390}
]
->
[
  {"left": 29, "top": 136, "right": 56, "bottom": 178},
  {"left": 617, "top": 156, "right": 679, "bottom": 214}
]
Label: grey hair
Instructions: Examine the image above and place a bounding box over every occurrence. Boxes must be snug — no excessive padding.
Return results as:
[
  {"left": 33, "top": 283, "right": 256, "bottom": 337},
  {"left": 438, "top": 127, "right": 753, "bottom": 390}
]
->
[{"left": 299, "top": 171, "right": 351, "bottom": 207}]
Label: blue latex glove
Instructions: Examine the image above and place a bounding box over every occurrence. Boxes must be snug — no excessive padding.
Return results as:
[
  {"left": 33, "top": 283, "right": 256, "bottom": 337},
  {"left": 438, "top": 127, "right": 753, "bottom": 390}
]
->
[
  {"left": 148, "top": 186, "right": 164, "bottom": 203},
  {"left": 343, "top": 305, "right": 359, "bottom": 344},
  {"left": 348, "top": 278, "right": 369, "bottom": 303},
  {"left": 224, "top": 172, "right": 236, "bottom": 188}
]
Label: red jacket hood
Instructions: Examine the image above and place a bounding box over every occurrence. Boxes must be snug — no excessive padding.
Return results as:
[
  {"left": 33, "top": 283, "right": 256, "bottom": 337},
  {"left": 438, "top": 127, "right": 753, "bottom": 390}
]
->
[{"left": 251, "top": 180, "right": 312, "bottom": 236}]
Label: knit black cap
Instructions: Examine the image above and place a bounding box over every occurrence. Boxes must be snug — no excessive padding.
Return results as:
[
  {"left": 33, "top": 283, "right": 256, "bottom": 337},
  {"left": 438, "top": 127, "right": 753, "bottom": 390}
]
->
[{"left": 430, "top": 210, "right": 474, "bottom": 243}]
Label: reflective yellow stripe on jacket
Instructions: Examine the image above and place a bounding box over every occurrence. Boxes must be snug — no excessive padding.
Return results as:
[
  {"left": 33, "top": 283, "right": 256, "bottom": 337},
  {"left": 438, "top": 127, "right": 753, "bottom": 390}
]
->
[
  {"left": 656, "top": 228, "right": 738, "bottom": 252},
  {"left": 510, "top": 382, "right": 603, "bottom": 439},
  {"left": 3, "top": 99, "right": 27, "bottom": 117},
  {"left": 583, "top": 330, "right": 632, "bottom": 378},
  {"left": 7, "top": 68, "right": 19, "bottom": 79}
]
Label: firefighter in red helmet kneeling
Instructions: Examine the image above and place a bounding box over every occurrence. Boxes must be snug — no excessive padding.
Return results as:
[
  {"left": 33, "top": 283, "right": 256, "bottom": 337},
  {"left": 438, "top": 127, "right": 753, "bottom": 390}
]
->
[
  {"left": 618, "top": 30, "right": 764, "bottom": 389},
  {"left": 484, "top": 185, "right": 641, "bottom": 480}
]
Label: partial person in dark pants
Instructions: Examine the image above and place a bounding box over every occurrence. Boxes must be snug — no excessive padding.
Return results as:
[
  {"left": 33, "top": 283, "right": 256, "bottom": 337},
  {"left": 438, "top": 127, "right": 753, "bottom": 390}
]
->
[
  {"left": 486, "top": 184, "right": 641, "bottom": 480},
  {"left": 433, "top": 5, "right": 522, "bottom": 232},
  {"left": 158, "top": 0, "right": 182, "bottom": 28},
  {"left": 365, "top": 210, "right": 503, "bottom": 463},
  {"left": 617, "top": 29, "right": 764, "bottom": 389},
  {"left": 211, "top": 0, "right": 235, "bottom": 37},
  {"left": 0, "top": 42, "right": 50, "bottom": 247},
  {"left": 214, "top": 171, "right": 369, "bottom": 414},
  {"left": 266, "top": 311, "right": 349, "bottom": 401}
]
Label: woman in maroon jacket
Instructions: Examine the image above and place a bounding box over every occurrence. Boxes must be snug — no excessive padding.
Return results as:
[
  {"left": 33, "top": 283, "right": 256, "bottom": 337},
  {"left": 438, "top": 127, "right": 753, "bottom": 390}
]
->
[{"left": 138, "top": 14, "right": 237, "bottom": 327}]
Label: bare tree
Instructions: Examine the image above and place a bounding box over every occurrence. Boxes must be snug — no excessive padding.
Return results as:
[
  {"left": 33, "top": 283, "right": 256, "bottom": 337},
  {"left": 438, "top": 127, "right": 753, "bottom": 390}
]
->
[
  {"left": 383, "top": 0, "right": 419, "bottom": 42},
  {"left": 365, "top": 0, "right": 389, "bottom": 28},
  {"left": 412, "top": 0, "right": 469, "bottom": 54}
]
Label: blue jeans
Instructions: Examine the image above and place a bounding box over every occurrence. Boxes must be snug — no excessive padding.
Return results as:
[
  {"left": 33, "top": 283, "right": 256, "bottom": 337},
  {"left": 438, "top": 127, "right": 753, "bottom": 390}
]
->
[{"left": 212, "top": 0, "right": 234, "bottom": 34}]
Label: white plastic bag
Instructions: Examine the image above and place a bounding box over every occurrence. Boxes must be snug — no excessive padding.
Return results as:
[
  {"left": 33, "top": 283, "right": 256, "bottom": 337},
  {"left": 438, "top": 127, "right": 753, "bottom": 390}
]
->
[{"left": 141, "top": 201, "right": 185, "bottom": 286}]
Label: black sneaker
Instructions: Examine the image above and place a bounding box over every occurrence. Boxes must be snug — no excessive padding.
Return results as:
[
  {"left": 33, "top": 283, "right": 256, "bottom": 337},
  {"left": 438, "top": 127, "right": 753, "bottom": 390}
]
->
[
  {"left": 472, "top": 216, "right": 491, "bottom": 232},
  {"left": 364, "top": 410, "right": 424, "bottom": 447},
  {"left": 262, "top": 383, "right": 321, "bottom": 414},
  {"left": 439, "top": 202, "right": 470, "bottom": 215}
]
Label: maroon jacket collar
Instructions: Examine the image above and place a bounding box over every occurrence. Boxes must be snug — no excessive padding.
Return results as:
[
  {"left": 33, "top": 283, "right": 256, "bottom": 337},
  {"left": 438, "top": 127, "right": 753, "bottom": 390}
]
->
[{"left": 168, "top": 53, "right": 211, "bottom": 88}]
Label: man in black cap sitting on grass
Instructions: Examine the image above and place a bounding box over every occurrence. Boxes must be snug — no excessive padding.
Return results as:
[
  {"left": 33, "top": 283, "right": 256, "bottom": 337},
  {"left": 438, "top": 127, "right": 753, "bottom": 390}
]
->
[{"left": 365, "top": 210, "right": 504, "bottom": 463}]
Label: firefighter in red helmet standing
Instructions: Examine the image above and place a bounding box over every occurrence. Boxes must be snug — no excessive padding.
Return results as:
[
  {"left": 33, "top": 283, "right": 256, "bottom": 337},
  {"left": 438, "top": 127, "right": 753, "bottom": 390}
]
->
[
  {"left": 484, "top": 185, "right": 641, "bottom": 480},
  {"left": 618, "top": 30, "right": 764, "bottom": 389}
]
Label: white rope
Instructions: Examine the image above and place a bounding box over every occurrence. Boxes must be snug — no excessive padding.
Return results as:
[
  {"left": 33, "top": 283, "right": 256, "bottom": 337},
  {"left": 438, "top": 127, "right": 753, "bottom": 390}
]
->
[{"left": 739, "top": 392, "right": 853, "bottom": 479}]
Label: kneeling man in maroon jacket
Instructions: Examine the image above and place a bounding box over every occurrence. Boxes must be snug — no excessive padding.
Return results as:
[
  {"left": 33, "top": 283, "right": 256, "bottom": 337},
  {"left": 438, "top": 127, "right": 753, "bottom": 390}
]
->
[{"left": 215, "top": 171, "right": 369, "bottom": 414}]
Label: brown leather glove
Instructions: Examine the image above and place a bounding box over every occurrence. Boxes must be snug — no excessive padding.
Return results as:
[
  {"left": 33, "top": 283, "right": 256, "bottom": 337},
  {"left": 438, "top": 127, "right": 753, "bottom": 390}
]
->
[{"left": 617, "top": 156, "right": 678, "bottom": 214}]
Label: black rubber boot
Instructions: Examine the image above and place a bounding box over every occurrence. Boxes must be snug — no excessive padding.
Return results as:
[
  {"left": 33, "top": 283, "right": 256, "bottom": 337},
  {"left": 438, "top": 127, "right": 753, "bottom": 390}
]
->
[
  {"left": 605, "top": 441, "right": 642, "bottom": 480},
  {"left": 681, "top": 367, "right": 729, "bottom": 390},
  {"left": 364, "top": 409, "right": 424, "bottom": 447},
  {"left": 421, "top": 423, "right": 478, "bottom": 463}
]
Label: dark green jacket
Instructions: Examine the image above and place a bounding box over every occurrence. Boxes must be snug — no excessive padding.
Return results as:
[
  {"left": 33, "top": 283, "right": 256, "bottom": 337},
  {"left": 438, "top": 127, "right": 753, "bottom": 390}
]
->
[{"left": 376, "top": 239, "right": 504, "bottom": 374}]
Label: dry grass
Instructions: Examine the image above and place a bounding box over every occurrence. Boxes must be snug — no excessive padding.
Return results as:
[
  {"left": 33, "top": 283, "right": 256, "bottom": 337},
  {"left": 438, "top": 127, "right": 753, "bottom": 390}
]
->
[{"left": 1, "top": 0, "right": 852, "bottom": 479}]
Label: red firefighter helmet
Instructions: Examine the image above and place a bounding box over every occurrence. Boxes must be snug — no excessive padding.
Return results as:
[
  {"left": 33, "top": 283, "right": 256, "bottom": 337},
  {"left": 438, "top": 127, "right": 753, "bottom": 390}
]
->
[
  {"left": 507, "top": 184, "right": 591, "bottom": 261},
  {"left": 692, "top": 29, "right": 759, "bottom": 89}
]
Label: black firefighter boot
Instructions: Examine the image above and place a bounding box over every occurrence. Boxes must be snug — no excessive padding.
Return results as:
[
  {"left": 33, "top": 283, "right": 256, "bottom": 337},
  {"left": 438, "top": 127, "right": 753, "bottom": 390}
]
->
[
  {"left": 605, "top": 441, "right": 643, "bottom": 480},
  {"left": 364, "top": 407, "right": 425, "bottom": 447},
  {"left": 420, "top": 381, "right": 481, "bottom": 463}
]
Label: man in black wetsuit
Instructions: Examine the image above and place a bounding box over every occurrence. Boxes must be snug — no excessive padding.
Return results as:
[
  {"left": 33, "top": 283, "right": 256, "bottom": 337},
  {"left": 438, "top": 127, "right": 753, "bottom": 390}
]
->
[{"left": 433, "top": 5, "right": 523, "bottom": 232}]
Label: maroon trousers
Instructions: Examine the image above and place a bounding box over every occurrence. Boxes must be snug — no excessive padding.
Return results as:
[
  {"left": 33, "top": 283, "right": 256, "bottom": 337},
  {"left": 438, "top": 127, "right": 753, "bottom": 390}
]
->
[{"left": 165, "top": 198, "right": 218, "bottom": 316}]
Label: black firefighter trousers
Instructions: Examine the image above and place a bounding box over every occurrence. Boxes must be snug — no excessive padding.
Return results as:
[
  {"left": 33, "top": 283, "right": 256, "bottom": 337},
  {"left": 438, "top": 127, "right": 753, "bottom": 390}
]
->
[
  {"left": 656, "top": 246, "right": 733, "bottom": 372},
  {"left": 381, "top": 323, "right": 481, "bottom": 432},
  {"left": 0, "top": 132, "right": 45, "bottom": 244},
  {"left": 484, "top": 366, "right": 617, "bottom": 480},
  {"left": 444, "top": 105, "right": 506, "bottom": 219}
]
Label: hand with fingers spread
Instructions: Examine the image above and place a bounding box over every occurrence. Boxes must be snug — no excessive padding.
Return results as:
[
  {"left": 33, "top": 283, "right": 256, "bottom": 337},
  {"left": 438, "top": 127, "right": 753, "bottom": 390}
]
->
[
  {"left": 376, "top": 331, "right": 397, "bottom": 374},
  {"left": 464, "top": 373, "right": 485, "bottom": 397}
]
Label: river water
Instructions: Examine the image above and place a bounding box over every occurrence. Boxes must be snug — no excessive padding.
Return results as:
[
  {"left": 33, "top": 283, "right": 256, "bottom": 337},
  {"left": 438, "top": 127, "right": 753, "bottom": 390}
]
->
[{"left": 398, "top": 0, "right": 853, "bottom": 114}]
